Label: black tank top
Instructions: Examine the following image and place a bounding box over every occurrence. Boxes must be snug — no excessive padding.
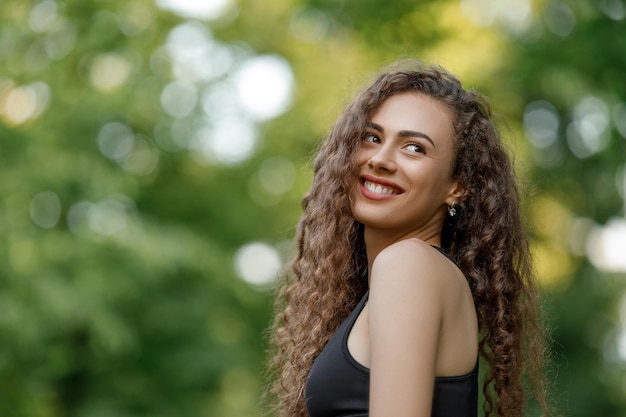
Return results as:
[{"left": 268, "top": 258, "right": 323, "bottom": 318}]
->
[{"left": 305, "top": 290, "right": 478, "bottom": 417}]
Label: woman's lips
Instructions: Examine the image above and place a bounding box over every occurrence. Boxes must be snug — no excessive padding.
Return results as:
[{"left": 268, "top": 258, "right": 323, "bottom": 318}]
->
[{"left": 359, "top": 175, "right": 404, "bottom": 200}]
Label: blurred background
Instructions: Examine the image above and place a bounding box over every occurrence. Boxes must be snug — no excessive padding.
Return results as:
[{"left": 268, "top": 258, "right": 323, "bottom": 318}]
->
[{"left": 1, "top": 0, "right": 625, "bottom": 415}]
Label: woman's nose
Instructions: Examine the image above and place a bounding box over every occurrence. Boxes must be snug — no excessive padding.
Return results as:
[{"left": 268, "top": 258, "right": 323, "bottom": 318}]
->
[{"left": 367, "top": 145, "right": 397, "bottom": 172}]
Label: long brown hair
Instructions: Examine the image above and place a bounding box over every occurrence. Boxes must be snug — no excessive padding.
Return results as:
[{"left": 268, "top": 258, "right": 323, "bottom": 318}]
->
[{"left": 266, "top": 61, "right": 549, "bottom": 417}]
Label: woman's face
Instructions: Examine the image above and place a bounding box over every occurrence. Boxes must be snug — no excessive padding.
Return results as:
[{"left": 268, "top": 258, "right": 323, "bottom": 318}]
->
[{"left": 351, "top": 92, "right": 462, "bottom": 241}]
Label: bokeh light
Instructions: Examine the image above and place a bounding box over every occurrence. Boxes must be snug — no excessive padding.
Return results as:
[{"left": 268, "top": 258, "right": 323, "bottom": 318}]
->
[
  {"left": 119, "top": 1, "right": 155, "bottom": 36},
  {"left": 29, "top": 0, "right": 60, "bottom": 33},
  {"left": 30, "top": 191, "right": 62, "bottom": 229},
  {"left": 160, "top": 80, "right": 198, "bottom": 119},
  {"left": 191, "top": 115, "right": 258, "bottom": 165},
  {"left": 543, "top": 1, "right": 576, "bottom": 38},
  {"left": 524, "top": 100, "right": 560, "bottom": 149},
  {"left": 26, "top": 2, "right": 77, "bottom": 68},
  {"left": 156, "top": 0, "right": 236, "bottom": 21},
  {"left": 459, "top": 0, "right": 533, "bottom": 32},
  {"left": 233, "top": 55, "right": 295, "bottom": 121},
  {"left": 587, "top": 218, "right": 626, "bottom": 273},
  {"left": 42, "top": 17, "right": 76, "bottom": 60},
  {"left": 66, "top": 201, "right": 94, "bottom": 236},
  {"left": 234, "top": 242, "right": 282, "bottom": 287},
  {"left": 258, "top": 156, "right": 296, "bottom": 196},
  {"left": 121, "top": 137, "right": 159, "bottom": 176},
  {"left": 97, "top": 122, "right": 135, "bottom": 162},
  {"left": 566, "top": 97, "right": 610, "bottom": 159},
  {"left": 87, "top": 196, "right": 136, "bottom": 236},
  {"left": 523, "top": 100, "right": 564, "bottom": 167},
  {"left": 89, "top": 52, "right": 134, "bottom": 93},
  {"left": 0, "top": 81, "right": 51, "bottom": 125},
  {"left": 164, "top": 21, "right": 234, "bottom": 83},
  {"left": 600, "top": 0, "right": 626, "bottom": 20}
]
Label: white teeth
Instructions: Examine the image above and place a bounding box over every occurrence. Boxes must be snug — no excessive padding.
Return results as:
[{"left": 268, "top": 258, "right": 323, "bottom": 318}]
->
[{"left": 364, "top": 180, "right": 396, "bottom": 195}]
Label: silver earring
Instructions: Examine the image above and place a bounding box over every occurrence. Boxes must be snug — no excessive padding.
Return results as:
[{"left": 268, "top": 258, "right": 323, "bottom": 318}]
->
[{"left": 448, "top": 202, "right": 457, "bottom": 217}]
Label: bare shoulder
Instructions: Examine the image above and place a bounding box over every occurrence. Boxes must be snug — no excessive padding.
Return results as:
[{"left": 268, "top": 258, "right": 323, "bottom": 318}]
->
[
  {"left": 369, "top": 238, "right": 470, "bottom": 319},
  {"left": 370, "top": 238, "right": 457, "bottom": 291},
  {"left": 373, "top": 237, "right": 438, "bottom": 264}
]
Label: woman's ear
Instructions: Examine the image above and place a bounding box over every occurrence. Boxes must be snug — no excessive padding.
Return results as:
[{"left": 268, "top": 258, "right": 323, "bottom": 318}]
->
[{"left": 445, "top": 181, "right": 468, "bottom": 206}]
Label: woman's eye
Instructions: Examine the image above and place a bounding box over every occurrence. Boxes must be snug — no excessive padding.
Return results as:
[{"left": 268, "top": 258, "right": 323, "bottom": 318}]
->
[
  {"left": 362, "top": 133, "right": 380, "bottom": 143},
  {"left": 406, "top": 143, "right": 425, "bottom": 154}
]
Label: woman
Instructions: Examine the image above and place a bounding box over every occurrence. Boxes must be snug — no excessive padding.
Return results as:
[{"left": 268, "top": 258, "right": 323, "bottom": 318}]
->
[{"left": 266, "top": 61, "right": 549, "bottom": 417}]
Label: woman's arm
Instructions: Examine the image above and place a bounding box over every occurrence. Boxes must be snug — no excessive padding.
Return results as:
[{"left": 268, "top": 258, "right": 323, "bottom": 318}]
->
[{"left": 368, "top": 239, "right": 446, "bottom": 417}]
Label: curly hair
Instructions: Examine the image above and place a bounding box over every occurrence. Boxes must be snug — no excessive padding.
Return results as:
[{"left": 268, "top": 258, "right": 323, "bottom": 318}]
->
[{"left": 266, "top": 61, "right": 549, "bottom": 417}]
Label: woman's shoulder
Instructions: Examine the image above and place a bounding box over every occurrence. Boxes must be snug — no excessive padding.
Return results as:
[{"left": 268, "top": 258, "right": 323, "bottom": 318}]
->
[
  {"left": 376, "top": 237, "right": 432, "bottom": 256},
  {"left": 370, "top": 238, "right": 464, "bottom": 297},
  {"left": 373, "top": 238, "right": 452, "bottom": 274}
]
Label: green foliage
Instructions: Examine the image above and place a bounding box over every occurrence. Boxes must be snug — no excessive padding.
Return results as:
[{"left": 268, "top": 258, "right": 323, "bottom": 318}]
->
[{"left": 1, "top": 0, "right": 626, "bottom": 416}]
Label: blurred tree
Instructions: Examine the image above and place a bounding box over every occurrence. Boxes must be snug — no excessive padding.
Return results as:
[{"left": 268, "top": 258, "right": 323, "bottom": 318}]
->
[
  {"left": 0, "top": 1, "right": 275, "bottom": 416},
  {"left": 507, "top": 1, "right": 626, "bottom": 415},
  {"left": 1, "top": 0, "right": 625, "bottom": 416}
]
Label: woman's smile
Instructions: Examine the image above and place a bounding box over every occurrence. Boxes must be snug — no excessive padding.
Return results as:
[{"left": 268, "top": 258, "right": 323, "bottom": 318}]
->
[{"left": 360, "top": 175, "right": 404, "bottom": 199}]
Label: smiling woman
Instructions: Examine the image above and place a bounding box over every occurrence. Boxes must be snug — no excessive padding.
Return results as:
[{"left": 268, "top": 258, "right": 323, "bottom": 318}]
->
[
  {"left": 352, "top": 93, "right": 461, "bottom": 239},
  {"left": 266, "top": 61, "right": 550, "bottom": 417}
]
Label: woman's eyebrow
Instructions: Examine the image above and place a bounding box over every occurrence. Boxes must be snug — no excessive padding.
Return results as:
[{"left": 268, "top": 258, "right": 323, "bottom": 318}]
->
[
  {"left": 365, "top": 121, "right": 436, "bottom": 148},
  {"left": 365, "top": 121, "right": 383, "bottom": 132}
]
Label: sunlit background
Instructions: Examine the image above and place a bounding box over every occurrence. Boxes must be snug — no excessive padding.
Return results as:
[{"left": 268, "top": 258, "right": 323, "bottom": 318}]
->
[{"left": 1, "top": 0, "right": 625, "bottom": 415}]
